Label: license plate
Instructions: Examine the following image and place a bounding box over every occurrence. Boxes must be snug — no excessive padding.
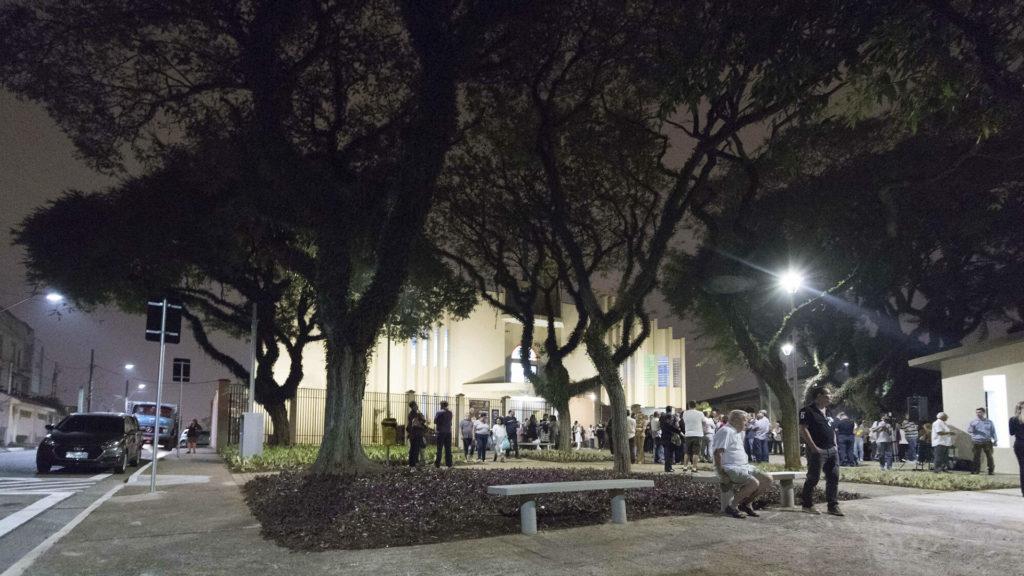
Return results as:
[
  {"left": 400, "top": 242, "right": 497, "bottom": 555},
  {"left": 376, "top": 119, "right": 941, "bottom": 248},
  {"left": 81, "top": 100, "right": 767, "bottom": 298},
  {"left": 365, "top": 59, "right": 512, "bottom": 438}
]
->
[{"left": 66, "top": 451, "right": 88, "bottom": 459}]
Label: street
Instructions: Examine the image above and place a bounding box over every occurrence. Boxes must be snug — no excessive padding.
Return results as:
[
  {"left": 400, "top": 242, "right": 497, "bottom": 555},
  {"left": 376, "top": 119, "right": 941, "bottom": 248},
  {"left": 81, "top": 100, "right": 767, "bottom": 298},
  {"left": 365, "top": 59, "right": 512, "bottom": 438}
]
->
[{"left": 0, "top": 446, "right": 166, "bottom": 574}]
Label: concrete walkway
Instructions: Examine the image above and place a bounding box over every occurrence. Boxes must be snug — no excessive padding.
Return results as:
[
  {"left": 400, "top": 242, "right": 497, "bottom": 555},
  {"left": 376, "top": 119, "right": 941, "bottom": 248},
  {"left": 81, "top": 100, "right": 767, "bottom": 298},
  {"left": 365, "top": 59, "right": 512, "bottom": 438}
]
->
[{"left": 14, "top": 449, "right": 1024, "bottom": 576}]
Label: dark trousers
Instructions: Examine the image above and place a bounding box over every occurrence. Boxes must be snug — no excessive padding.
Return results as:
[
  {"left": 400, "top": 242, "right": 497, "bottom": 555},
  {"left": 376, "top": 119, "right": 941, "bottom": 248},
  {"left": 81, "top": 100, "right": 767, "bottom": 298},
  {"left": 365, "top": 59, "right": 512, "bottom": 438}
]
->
[
  {"left": 973, "top": 441, "right": 995, "bottom": 473},
  {"left": 508, "top": 433, "right": 519, "bottom": 457},
  {"left": 802, "top": 447, "right": 839, "bottom": 508},
  {"left": 475, "top": 433, "right": 489, "bottom": 461},
  {"left": 933, "top": 444, "right": 950, "bottom": 472},
  {"left": 408, "top": 435, "right": 422, "bottom": 466},
  {"left": 663, "top": 441, "right": 675, "bottom": 471},
  {"left": 462, "top": 436, "right": 474, "bottom": 458},
  {"left": 1014, "top": 440, "right": 1024, "bottom": 496},
  {"left": 756, "top": 438, "right": 770, "bottom": 462},
  {"left": 629, "top": 438, "right": 636, "bottom": 463},
  {"left": 434, "top": 432, "right": 452, "bottom": 468},
  {"left": 837, "top": 435, "right": 854, "bottom": 465}
]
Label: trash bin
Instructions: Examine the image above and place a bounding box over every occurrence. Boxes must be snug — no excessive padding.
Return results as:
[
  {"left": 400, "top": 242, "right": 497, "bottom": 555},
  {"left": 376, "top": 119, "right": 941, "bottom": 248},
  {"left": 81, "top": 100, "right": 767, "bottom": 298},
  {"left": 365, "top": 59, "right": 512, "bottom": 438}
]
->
[{"left": 381, "top": 418, "right": 398, "bottom": 446}]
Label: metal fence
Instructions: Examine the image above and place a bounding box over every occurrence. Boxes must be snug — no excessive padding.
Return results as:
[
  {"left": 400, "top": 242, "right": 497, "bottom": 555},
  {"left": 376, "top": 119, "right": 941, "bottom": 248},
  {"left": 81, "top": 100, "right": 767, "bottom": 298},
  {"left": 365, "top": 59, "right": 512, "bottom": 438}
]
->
[{"left": 223, "top": 384, "right": 544, "bottom": 446}]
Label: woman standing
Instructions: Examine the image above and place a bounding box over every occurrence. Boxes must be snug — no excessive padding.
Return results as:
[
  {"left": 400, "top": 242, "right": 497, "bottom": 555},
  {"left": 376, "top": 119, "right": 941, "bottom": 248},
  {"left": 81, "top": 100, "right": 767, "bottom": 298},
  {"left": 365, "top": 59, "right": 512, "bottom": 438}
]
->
[
  {"left": 473, "top": 413, "right": 490, "bottom": 463},
  {"left": 491, "top": 417, "right": 508, "bottom": 462},
  {"left": 1010, "top": 401, "right": 1024, "bottom": 497},
  {"left": 185, "top": 419, "right": 202, "bottom": 454}
]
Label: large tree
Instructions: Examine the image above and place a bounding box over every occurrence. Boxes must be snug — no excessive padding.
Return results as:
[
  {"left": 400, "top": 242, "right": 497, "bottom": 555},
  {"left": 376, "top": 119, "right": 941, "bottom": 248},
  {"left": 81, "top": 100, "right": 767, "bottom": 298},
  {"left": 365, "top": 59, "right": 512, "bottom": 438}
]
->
[{"left": 1, "top": 0, "right": 513, "bottom": 473}]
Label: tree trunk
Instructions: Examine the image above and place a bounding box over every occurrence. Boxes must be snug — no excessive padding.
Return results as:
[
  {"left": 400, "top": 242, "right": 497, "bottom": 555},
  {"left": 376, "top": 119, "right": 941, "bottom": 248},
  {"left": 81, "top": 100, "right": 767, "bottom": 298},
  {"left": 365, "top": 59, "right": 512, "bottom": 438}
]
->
[
  {"left": 766, "top": 374, "right": 802, "bottom": 470},
  {"left": 311, "top": 343, "right": 374, "bottom": 475},
  {"left": 265, "top": 401, "right": 291, "bottom": 446},
  {"left": 586, "top": 331, "right": 630, "bottom": 474},
  {"left": 552, "top": 398, "right": 572, "bottom": 451}
]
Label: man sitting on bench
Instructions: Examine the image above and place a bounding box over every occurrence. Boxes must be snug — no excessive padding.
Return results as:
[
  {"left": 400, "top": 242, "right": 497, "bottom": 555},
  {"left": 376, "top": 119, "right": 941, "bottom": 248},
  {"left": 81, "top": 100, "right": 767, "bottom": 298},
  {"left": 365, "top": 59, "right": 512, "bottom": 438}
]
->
[{"left": 713, "top": 409, "right": 773, "bottom": 519}]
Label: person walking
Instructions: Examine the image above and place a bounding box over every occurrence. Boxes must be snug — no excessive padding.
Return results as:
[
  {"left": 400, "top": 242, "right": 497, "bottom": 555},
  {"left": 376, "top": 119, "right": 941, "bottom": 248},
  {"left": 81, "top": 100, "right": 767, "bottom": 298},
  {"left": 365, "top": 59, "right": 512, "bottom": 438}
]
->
[
  {"left": 968, "top": 407, "right": 997, "bottom": 475},
  {"left": 800, "top": 386, "right": 843, "bottom": 516},
  {"left": 1010, "top": 401, "right": 1024, "bottom": 497},
  {"left": 626, "top": 411, "right": 637, "bottom": 463},
  {"left": 504, "top": 410, "right": 520, "bottom": 458},
  {"left": 407, "top": 401, "right": 427, "bottom": 467},
  {"left": 633, "top": 408, "right": 647, "bottom": 464},
  {"left": 853, "top": 420, "right": 866, "bottom": 463},
  {"left": 433, "top": 400, "right": 453, "bottom": 468},
  {"left": 573, "top": 421, "right": 583, "bottom": 450},
  {"left": 472, "top": 413, "right": 491, "bottom": 462},
  {"left": 459, "top": 414, "right": 475, "bottom": 461},
  {"left": 701, "top": 410, "right": 716, "bottom": 463},
  {"left": 185, "top": 419, "right": 202, "bottom": 454},
  {"left": 491, "top": 416, "right": 508, "bottom": 462},
  {"left": 651, "top": 412, "right": 663, "bottom": 463},
  {"left": 931, "top": 412, "right": 955, "bottom": 472}
]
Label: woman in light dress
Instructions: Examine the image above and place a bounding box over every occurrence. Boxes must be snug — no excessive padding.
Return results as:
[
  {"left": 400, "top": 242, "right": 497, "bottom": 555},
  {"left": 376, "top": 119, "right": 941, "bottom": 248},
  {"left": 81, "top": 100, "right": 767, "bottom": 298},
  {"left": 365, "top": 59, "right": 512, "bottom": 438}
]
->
[{"left": 491, "top": 416, "right": 508, "bottom": 463}]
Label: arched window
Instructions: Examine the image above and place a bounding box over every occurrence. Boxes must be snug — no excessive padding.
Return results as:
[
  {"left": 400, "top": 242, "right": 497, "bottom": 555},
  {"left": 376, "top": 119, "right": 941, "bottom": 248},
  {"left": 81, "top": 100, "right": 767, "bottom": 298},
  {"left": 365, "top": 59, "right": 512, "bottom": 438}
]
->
[{"left": 510, "top": 345, "right": 538, "bottom": 383}]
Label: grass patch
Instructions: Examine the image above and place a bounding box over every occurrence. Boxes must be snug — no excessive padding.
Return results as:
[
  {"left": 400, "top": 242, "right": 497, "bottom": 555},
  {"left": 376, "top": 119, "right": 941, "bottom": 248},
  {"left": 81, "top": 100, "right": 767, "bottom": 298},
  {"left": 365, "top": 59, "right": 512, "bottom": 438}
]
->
[
  {"left": 839, "top": 465, "right": 1020, "bottom": 491},
  {"left": 243, "top": 467, "right": 859, "bottom": 551},
  {"left": 223, "top": 443, "right": 479, "bottom": 473}
]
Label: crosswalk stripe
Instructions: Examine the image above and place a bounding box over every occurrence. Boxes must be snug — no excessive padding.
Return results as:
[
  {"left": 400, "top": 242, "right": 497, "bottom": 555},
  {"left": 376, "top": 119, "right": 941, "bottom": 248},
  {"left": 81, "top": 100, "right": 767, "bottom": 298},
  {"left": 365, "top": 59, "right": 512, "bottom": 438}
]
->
[{"left": 0, "top": 476, "right": 102, "bottom": 495}]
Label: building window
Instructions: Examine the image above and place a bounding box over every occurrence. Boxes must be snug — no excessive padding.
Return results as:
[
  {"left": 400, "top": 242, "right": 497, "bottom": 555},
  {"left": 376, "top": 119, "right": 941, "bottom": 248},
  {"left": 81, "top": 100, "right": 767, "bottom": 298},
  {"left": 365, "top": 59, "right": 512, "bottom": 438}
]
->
[
  {"left": 410, "top": 337, "right": 417, "bottom": 365},
  {"left": 510, "top": 345, "right": 538, "bottom": 383},
  {"left": 433, "top": 327, "right": 439, "bottom": 366},
  {"left": 421, "top": 337, "right": 428, "bottom": 366},
  {"left": 443, "top": 329, "right": 449, "bottom": 368}
]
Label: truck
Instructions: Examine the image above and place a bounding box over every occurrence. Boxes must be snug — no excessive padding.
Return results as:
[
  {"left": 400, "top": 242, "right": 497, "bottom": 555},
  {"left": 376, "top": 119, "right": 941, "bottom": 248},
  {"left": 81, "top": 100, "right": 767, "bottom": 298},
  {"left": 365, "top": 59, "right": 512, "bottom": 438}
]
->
[{"left": 130, "top": 401, "right": 179, "bottom": 450}]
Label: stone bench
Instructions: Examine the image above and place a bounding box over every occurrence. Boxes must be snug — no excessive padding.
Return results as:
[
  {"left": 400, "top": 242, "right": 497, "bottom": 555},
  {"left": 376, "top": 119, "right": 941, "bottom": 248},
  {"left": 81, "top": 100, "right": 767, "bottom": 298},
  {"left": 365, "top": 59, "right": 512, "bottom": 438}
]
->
[
  {"left": 693, "top": 471, "right": 807, "bottom": 511},
  {"left": 487, "top": 479, "right": 655, "bottom": 534},
  {"left": 520, "top": 442, "right": 553, "bottom": 451}
]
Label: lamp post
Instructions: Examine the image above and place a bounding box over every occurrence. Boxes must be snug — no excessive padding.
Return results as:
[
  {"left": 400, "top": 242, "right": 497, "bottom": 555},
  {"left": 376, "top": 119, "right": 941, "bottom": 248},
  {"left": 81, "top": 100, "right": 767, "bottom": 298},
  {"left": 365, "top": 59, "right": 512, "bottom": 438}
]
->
[{"left": 779, "top": 270, "right": 803, "bottom": 406}]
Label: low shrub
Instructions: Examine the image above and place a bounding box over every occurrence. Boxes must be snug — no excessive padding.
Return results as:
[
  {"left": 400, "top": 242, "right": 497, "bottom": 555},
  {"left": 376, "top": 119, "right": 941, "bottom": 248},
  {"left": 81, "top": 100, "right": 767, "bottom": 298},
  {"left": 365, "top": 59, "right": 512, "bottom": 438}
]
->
[
  {"left": 223, "top": 443, "right": 474, "bottom": 473},
  {"left": 243, "top": 467, "right": 859, "bottom": 551},
  {"left": 519, "top": 449, "right": 615, "bottom": 463},
  {"left": 839, "top": 465, "right": 1019, "bottom": 491}
]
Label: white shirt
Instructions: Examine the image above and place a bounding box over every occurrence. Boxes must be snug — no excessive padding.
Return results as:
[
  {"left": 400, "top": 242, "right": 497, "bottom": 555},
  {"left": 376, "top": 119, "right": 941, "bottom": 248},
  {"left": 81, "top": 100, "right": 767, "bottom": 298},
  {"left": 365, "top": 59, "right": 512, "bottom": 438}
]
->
[
  {"left": 752, "top": 416, "right": 771, "bottom": 440},
  {"left": 932, "top": 418, "right": 953, "bottom": 447},
  {"left": 627, "top": 416, "right": 636, "bottom": 439},
  {"left": 683, "top": 409, "right": 705, "bottom": 437},
  {"left": 491, "top": 424, "right": 507, "bottom": 441},
  {"left": 703, "top": 416, "right": 716, "bottom": 436},
  {"left": 871, "top": 420, "right": 893, "bottom": 443},
  {"left": 712, "top": 424, "right": 747, "bottom": 467}
]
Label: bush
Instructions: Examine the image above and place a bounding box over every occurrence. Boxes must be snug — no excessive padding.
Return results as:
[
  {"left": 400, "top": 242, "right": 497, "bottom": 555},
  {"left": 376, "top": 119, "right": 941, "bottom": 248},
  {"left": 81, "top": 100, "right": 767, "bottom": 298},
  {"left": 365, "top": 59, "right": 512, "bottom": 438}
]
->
[
  {"left": 519, "top": 449, "right": 615, "bottom": 463},
  {"left": 222, "top": 443, "right": 470, "bottom": 473},
  {"left": 839, "top": 465, "right": 1019, "bottom": 491},
  {"left": 243, "top": 467, "right": 859, "bottom": 551}
]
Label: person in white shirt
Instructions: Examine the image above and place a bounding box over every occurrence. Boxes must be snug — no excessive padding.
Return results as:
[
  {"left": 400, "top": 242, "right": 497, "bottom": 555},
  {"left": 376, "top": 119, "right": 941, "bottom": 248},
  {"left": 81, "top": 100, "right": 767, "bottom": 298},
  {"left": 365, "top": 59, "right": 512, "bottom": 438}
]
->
[
  {"left": 931, "top": 412, "right": 955, "bottom": 473},
  {"left": 682, "top": 401, "right": 705, "bottom": 472},
  {"left": 713, "top": 410, "right": 774, "bottom": 518},
  {"left": 701, "top": 411, "right": 716, "bottom": 462},
  {"left": 627, "top": 413, "right": 637, "bottom": 464},
  {"left": 871, "top": 415, "right": 895, "bottom": 470},
  {"left": 491, "top": 417, "right": 508, "bottom": 462}
]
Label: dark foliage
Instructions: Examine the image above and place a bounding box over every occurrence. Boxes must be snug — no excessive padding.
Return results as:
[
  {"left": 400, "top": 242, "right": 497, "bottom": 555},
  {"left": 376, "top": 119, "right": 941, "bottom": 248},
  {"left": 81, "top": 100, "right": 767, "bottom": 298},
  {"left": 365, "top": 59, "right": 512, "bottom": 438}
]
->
[{"left": 244, "top": 467, "right": 860, "bottom": 550}]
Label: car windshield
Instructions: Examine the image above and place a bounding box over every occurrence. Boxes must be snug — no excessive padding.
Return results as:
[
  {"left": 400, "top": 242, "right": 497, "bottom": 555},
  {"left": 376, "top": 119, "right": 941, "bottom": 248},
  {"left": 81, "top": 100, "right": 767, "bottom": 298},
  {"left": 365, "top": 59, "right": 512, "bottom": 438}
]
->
[
  {"left": 133, "top": 405, "right": 174, "bottom": 418},
  {"left": 56, "top": 416, "right": 123, "bottom": 434}
]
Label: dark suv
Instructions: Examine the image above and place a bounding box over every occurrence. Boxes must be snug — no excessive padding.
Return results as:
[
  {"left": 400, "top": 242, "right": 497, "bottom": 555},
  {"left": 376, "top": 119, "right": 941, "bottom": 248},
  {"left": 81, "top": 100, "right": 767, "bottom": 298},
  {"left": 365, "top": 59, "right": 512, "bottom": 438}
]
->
[{"left": 36, "top": 412, "right": 144, "bottom": 474}]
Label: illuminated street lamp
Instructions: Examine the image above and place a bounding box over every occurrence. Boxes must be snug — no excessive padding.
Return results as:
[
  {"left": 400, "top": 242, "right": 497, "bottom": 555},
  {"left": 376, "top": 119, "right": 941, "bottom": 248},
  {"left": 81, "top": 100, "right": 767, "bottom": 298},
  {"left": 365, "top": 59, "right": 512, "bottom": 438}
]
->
[
  {"left": 779, "top": 270, "right": 803, "bottom": 405},
  {"left": 781, "top": 342, "right": 795, "bottom": 356},
  {"left": 779, "top": 271, "right": 803, "bottom": 295},
  {"left": 0, "top": 291, "right": 63, "bottom": 314}
]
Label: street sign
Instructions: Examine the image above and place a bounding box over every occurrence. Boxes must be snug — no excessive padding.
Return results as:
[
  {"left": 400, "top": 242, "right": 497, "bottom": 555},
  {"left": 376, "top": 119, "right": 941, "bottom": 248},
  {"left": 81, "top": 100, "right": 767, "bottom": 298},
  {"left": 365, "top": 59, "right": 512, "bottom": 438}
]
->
[
  {"left": 145, "top": 299, "right": 182, "bottom": 343},
  {"left": 172, "top": 358, "right": 191, "bottom": 383}
]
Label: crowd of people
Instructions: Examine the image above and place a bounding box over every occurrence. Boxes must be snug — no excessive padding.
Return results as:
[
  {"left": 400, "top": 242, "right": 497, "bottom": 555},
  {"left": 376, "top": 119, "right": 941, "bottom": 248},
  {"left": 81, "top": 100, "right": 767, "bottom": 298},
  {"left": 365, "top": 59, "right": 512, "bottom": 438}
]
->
[{"left": 404, "top": 396, "right": 1024, "bottom": 501}]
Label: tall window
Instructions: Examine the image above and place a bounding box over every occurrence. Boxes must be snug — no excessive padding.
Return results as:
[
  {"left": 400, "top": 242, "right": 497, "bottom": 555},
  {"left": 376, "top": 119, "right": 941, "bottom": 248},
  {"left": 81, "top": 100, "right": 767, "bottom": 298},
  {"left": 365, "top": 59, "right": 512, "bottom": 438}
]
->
[
  {"left": 421, "top": 337, "right": 428, "bottom": 366},
  {"left": 410, "top": 337, "right": 417, "bottom": 365},
  {"left": 510, "top": 345, "right": 538, "bottom": 383},
  {"left": 983, "top": 374, "right": 1010, "bottom": 444},
  {"left": 443, "top": 329, "right": 449, "bottom": 368},
  {"left": 433, "top": 327, "right": 439, "bottom": 366}
]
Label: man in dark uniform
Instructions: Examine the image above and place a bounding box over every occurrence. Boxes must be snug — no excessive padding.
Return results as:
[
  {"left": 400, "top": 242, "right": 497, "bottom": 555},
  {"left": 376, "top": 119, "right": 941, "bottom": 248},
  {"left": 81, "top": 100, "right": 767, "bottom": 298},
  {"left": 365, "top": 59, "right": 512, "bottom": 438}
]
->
[
  {"left": 800, "top": 386, "right": 843, "bottom": 516},
  {"left": 407, "top": 401, "right": 426, "bottom": 467},
  {"left": 433, "top": 400, "right": 453, "bottom": 468},
  {"left": 660, "top": 406, "right": 683, "bottom": 473}
]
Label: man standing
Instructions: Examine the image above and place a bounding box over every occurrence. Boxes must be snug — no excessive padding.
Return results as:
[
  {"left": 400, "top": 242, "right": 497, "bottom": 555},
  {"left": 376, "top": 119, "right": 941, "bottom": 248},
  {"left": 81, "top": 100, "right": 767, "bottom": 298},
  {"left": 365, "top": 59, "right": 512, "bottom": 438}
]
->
[
  {"left": 835, "top": 412, "right": 856, "bottom": 466},
  {"left": 660, "top": 407, "right": 682, "bottom": 472},
  {"left": 407, "top": 401, "right": 427, "bottom": 467},
  {"left": 752, "top": 410, "right": 771, "bottom": 463},
  {"left": 701, "top": 410, "right": 716, "bottom": 463},
  {"left": 433, "top": 400, "right": 453, "bottom": 468},
  {"left": 504, "top": 410, "right": 520, "bottom": 458},
  {"left": 713, "top": 410, "right": 774, "bottom": 518},
  {"left": 968, "top": 407, "right": 997, "bottom": 475},
  {"left": 459, "top": 413, "right": 475, "bottom": 461},
  {"left": 651, "top": 411, "right": 663, "bottom": 463},
  {"left": 901, "top": 415, "right": 919, "bottom": 463},
  {"left": 626, "top": 411, "right": 637, "bottom": 463},
  {"left": 800, "top": 386, "right": 843, "bottom": 516},
  {"left": 682, "top": 401, "right": 705, "bottom": 472},
  {"left": 871, "top": 415, "right": 895, "bottom": 470},
  {"left": 931, "top": 412, "right": 955, "bottom": 472}
]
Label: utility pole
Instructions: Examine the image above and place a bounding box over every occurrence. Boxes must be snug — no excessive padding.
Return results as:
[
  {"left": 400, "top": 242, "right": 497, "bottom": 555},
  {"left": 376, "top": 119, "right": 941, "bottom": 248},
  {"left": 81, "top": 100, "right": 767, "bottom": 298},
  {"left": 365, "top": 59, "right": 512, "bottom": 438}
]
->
[{"left": 86, "top": 349, "right": 95, "bottom": 412}]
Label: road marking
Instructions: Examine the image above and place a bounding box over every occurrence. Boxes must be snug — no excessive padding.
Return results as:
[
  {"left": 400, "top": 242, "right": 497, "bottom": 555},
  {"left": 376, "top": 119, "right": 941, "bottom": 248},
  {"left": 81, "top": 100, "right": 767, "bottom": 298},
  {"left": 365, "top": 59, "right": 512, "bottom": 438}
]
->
[
  {"left": 0, "top": 476, "right": 104, "bottom": 495},
  {"left": 0, "top": 492, "right": 73, "bottom": 539}
]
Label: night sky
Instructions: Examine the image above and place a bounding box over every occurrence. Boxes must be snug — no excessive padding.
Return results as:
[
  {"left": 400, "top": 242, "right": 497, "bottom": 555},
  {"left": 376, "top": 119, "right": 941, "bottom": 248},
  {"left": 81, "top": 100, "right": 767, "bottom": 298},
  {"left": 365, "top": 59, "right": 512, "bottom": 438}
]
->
[{"left": 0, "top": 89, "right": 752, "bottom": 424}]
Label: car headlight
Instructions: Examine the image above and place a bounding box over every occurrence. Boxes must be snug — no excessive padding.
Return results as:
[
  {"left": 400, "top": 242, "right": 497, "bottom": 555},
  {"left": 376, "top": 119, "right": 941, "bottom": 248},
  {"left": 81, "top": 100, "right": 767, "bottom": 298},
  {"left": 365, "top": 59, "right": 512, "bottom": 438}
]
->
[
  {"left": 159, "top": 427, "right": 168, "bottom": 434},
  {"left": 41, "top": 438, "right": 55, "bottom": 447},
  {"left": 101, "top": 439, "right": 123, "bottom": 452}
]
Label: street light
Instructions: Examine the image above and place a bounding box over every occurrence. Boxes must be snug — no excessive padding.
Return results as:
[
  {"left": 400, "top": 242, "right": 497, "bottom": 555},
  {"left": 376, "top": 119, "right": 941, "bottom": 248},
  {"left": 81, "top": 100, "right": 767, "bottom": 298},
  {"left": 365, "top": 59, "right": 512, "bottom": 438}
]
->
[
  {"left": 780, "top": 271, "right": 803, "bottom": 295},
  {"left": 779, "top": 270, "right": 803, "bottom": 406},
  {"left": 781, "top": 342, "right": 795, "bottom": 356},
  {"left": 123, "top": 364, "right": 135, "bottom": 413},
  {"left": 0, "top": 291, "right": 63, "bottom": 314}
]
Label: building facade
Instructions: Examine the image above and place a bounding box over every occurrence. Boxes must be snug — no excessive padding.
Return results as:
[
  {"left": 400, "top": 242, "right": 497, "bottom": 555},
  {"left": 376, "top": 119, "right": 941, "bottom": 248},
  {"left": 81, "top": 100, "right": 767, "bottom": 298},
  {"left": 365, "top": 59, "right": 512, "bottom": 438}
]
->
[
  {"left": 909, "top": 332, "right": 1024, "bottom": 473},
  {"left": 280, "top": 295, "right": 686, "bottom": 432}
]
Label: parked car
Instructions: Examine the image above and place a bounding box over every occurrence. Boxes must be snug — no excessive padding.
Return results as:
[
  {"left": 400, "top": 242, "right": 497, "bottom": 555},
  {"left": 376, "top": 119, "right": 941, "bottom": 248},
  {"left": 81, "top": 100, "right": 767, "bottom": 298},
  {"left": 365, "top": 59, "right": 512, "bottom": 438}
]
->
[
  {"left": 36, "top": 412, "right": 144, "bottom": 474},
  {"left": 178, "top": 429, "right": 211, "bottom": 448}
]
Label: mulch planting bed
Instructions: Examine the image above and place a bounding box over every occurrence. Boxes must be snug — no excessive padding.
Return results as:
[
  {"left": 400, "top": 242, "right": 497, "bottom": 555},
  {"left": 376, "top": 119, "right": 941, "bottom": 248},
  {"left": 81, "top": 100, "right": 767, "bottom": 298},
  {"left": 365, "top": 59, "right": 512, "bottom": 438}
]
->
[{"left": 244, "top": 467, "right": 861, "bottom": 551}]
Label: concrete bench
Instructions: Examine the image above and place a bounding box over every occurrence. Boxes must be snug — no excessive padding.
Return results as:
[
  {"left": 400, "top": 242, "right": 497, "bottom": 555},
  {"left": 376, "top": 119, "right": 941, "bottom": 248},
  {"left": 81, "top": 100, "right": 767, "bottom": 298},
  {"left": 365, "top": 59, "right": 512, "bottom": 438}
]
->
[
  {"left": 694, "top": 471, "right": 807, "bottom": 511},
  {"left": 520, "top": 442, "right": 553, "bottom": 451},
  {"left": 487, "top": 479, "right": 655, "bottom": 534}
]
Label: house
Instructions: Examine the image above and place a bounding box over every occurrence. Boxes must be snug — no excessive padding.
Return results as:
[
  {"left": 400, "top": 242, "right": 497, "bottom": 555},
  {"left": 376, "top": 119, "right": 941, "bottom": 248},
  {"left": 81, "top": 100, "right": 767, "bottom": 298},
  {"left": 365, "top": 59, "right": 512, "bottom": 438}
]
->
[{"left": 908, "top": 332, "right": 1024, "bottom": 473}]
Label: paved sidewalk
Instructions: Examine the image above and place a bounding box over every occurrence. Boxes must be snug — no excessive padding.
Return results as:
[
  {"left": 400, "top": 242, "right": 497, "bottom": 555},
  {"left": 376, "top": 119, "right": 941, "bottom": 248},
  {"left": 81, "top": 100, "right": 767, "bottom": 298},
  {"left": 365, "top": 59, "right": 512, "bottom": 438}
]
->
[{"left": 17, "top": 449, "right": 1024, "bottom": 576}]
